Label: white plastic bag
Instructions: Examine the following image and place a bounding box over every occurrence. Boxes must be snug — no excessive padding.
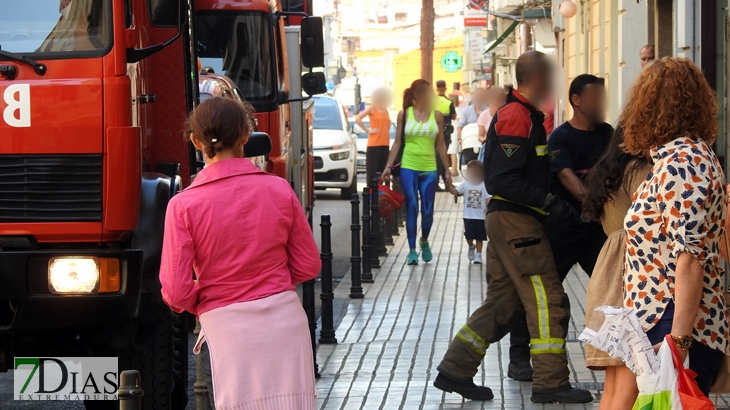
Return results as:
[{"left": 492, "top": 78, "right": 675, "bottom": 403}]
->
[{"left": 632, "top": 341, "right": 682, "bottom": 410}]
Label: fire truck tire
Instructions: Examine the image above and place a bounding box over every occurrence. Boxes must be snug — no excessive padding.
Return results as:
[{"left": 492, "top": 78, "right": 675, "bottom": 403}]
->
[
  {"left": 116, "top": 307, "right": 187, "bottom": 410},
  {"left": 340, "top": 170, "right": 358, "bottom": 199}
]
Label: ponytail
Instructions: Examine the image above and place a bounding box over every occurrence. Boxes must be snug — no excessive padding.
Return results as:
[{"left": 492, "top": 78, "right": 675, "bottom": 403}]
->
[{"left": 402, "top": 79, "right": 431, "bottom": 111}]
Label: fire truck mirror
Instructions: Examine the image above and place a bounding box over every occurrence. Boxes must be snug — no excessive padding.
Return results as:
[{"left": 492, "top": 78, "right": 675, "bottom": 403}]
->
[
  {"left": 302, "top": 72, "right": 327, "bottom": 96},
  {"left": 300, "top": 17, "right": 325, "bottom": 69},
  {"left": 244, "top": 132, "right": 273, "bottom": 158},
  {"left": 149, "top": 0, "right": 179, "bottom": 27}
]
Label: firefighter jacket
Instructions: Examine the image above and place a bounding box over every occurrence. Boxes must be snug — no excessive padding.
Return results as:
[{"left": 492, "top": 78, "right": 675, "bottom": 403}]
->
[{"left": 483, "top": 89, "right": 551, "bottom": 220}]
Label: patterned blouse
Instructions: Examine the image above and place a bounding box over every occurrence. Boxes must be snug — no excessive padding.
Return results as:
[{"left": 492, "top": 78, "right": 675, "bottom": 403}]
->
[{"left": 624, "top": 136, "right": 728, "bottom": 352}]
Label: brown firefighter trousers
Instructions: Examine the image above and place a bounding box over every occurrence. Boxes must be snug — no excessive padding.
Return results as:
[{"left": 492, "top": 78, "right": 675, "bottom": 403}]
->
[{"left": 437, "top": 211, "right": 572, "bottom": 393}]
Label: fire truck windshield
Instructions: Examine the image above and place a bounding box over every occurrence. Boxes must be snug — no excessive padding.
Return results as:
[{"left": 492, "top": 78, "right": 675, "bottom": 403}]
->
[
  {"left": 195, "top": 12, "right": 275, "bottom": 102},
  {"left": 0, "top": 0, "right": 110, "bottom": 56}
]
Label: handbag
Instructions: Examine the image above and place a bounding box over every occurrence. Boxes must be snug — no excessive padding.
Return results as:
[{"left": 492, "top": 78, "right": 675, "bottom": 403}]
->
[
  {"left": 709, "top": 229, "right": 730, "bottom": 395},
  {"left": 377, "top": 184, "right": 404, "bottom": 218}
]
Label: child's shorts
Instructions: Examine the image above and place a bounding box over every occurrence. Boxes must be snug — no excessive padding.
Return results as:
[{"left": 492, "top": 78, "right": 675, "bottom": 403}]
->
[{"left": 464, "top": 218, "right": 487, "bottom": 241}]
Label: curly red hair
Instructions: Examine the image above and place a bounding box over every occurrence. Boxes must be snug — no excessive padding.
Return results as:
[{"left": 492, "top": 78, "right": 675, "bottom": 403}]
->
[{"left": 622, "top": 57, "right": 718, "bottom": 154}]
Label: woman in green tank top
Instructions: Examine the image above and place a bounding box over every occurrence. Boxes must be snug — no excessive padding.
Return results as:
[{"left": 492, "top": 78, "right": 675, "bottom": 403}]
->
[{"left": 381, "top": 79, "right": 452, "bottom": 265}]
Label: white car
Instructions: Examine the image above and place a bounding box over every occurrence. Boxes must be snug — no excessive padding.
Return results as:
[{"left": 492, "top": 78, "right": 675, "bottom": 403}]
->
[
  {"left": 350, "top": 119, "right": 396, "bottom": 173},
  {"left": 313, "top": 96, "right": 359, "bottom": 199}
]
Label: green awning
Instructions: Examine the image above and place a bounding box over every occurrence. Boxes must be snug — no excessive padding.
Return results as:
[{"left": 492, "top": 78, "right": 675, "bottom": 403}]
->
[{"left": 484, "top": 20, "right": 521, "bottom": 54}]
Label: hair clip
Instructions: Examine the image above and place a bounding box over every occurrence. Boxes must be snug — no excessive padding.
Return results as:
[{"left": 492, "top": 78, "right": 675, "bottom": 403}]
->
[{"left": 211, "top": 138, "right": 218, "bottom": 143}]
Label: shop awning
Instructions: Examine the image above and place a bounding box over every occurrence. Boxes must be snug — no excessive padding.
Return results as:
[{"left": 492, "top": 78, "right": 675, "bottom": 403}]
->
[{"left": 484, "top": 20, "right": 521, "bottom": 53}]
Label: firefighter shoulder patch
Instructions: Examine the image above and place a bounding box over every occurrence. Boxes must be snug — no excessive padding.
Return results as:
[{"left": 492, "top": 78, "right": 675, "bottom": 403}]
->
[{"left": 500, "top": 144, "right": 520, "bottom": 157}]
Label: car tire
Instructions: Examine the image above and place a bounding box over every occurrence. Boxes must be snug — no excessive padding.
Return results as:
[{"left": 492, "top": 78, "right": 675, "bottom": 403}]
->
[{"left": 340, "top": 168, "right": 358, "bottom": 199}]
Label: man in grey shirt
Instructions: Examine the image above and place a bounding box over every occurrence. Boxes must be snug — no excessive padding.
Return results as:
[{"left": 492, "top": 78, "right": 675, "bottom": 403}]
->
[{"left": 455, "top": 88, "right": 488, "bottom": 164}]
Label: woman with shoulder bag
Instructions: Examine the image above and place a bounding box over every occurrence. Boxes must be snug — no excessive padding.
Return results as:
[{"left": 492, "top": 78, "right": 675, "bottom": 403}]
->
[{"left": 381, "top": 79, "right": 451, "bottom": 265}]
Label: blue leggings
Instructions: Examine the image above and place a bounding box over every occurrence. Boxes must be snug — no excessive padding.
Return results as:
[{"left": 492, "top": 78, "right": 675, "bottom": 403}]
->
[{"left": 400, "top": 168, "right": 437, "bottom": 249}]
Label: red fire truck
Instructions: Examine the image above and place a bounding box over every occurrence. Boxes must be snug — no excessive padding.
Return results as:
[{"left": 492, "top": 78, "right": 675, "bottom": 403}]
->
[{"left": 0, "top": 0, "right": 324, "bottom": 408}]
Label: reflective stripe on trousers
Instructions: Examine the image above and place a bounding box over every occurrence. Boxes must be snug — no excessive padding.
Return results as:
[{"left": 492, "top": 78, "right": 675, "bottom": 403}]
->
[
  {"left": 456, "top": 325, "right": 489, "bottom": 355},
  {"left": 529, "top": 275, "right": 565, "bottom": 355}
]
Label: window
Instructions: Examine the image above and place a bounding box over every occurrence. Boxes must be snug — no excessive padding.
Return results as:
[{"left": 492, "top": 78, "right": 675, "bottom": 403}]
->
[
  {"left": 313, "top": 98, "right": 344, "bottom": 130},
  {"left": 0, "top": 0, "right": 111, "bottom": 55},
  {"left": 195, "top": 12, "right": 275, "bottom": 102}
]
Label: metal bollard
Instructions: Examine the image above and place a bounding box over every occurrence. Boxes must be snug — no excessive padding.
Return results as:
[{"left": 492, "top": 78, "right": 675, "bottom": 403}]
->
[
  {"left": 361, "top": 187, "right": 374, "bottom": 283},
  {"left": 370, "top": 176, "right": 382, "bottom": 267},
  {"left": 395, "top": 176, "right": 405, "bottom": 226},
  {"left": 118, "top": 370, "right": 143, "bottom": 410},
  {"left": 350, "top": 194, "right": 364, "bottom": 298},
  {"left": 319, "top": 215, "right": 337, "bottom": 344},
  {"left": 379, "top": 218, "right": 388, "bottom": 255}
]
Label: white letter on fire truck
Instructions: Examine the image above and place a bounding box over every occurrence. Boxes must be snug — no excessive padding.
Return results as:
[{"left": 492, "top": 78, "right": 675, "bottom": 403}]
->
[{"left": 3, "top": 84, "right": 31, "bottom": 128}]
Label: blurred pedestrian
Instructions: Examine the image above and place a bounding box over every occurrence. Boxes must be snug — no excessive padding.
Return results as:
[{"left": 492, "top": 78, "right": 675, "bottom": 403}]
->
[
  {"left": 581, "top": 127, "right": 650, "bottom": 410},
  {"left": 434, "top": 51, "right": 592, "bottom": 404},
  {"left": 445, "top": 160, "right": 491, "bottom": 264},
  {"left": 640, "top": 44, "right": 655, "bottom": 68},
  {"left": 381, "top": 79, "right": 451, "bottom": 265},
  {"left": 355, "top": 88, "right": 392, "bottom": 184},
  {"left": 453, "top": 88, "right": 487, "bottom": 166},
  {"left": 435, "top": 80, "right": 457, "bottom": 189},
  {"left": 508, "top": 74, "right": 613, "bottom": 381},
  {"left": 160, "top": 97, "right": 321, "bottom": 410},
  {"left": 476, "top": 87, "right": 508, "bottom": 144},
  {"left": 622, "top": 57, "right": 727, "bottom": 397}
]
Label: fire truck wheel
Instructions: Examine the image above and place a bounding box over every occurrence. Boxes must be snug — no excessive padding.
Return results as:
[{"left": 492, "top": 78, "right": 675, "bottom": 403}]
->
[{"left": 112, "top": 307, "right": 188, "bottom": 410}]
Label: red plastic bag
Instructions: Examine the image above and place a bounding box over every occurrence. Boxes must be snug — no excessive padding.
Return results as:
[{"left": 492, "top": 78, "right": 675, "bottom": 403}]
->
[
  {"left": 666, "top": 335, "right": 715, "bottom": 410},
  {"left": 378, "top": 184, "right": 404, "bottom": 218}
]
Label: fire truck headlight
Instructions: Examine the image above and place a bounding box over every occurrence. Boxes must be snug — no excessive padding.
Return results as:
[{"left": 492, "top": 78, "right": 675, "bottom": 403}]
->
[{"left": 49, "top": 257, "right": 100, "bottom": 294}]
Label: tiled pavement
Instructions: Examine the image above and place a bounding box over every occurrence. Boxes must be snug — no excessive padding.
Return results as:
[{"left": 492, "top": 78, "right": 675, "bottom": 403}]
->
[{"left": 314, "top": 192, "right": 730, "bottom": 410}]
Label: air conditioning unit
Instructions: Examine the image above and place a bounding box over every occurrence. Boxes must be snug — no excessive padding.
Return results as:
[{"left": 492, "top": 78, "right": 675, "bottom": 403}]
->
[{"left": 492, "top": 0, "right": 523, "bottom": 14}]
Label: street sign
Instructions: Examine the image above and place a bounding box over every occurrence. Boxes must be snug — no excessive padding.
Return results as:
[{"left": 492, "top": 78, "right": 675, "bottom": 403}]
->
[{"left": 441, "top": 52, "right": 463, "bottom": 73}]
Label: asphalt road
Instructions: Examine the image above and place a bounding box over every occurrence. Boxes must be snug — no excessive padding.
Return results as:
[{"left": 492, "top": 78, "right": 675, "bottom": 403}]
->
[{"left": 0, "top": 180, "right": 360, "bottom": 409}]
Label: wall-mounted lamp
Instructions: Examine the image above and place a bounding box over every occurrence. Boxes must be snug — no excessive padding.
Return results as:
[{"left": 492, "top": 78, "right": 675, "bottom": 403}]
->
[{"left": 559, "top": 0, "right": 577, "bottom": 18}]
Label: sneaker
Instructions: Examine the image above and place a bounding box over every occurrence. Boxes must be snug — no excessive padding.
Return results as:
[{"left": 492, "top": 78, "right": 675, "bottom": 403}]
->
[
  {"left": 531, "top": 387, "right": 593, "bottom": 404},
  {"left": 467, "top": 246, "right": 476, "bottom": 261},
  {"left": 473, "top": 253, "right": 482, "bottom": 264},
  {"left": 407, "top": 250, "right": 419, "bottom": 265},
  {"left": 433, "top": 373, "right": 494, "bottom": 401},
  {"left": 507, "top": 361, "right": 533, "bottom": 381},
  {"left": 420, "top": 240, "right": 433, "bottom": 262}
]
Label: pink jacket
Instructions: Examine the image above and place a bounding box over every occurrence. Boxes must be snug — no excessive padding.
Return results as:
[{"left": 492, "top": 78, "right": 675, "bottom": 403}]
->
[{"left": 159, "top": 159, "right": 321, "bottom": 315}]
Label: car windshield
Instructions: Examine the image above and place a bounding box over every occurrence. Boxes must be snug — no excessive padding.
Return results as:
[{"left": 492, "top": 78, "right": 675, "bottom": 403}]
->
[
  {"left": 313, "top": 99, "right": 343, "bottom": 130},
  {"left": 195, "top": 12, "right": 275, "bottom": 101},
  {"left": 0, "top": 0, "right": 111, "bottom": 56}
]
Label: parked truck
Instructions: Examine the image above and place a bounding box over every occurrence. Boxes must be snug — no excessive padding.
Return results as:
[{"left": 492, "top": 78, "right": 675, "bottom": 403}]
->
[{"left": 0, "top": 0, "right": 324, "bottom": 408}]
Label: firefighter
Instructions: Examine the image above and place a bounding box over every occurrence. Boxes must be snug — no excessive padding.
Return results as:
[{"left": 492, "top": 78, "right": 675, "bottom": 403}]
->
[{"left": 433, "top": 51, "right": 593, "bottom": 404}]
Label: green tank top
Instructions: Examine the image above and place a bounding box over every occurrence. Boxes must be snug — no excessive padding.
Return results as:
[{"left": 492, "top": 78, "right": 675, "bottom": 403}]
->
[
  {"left": 435, "top": 95, "right": 452, "bottom": 115},
  {"left": 401, "top": 107, "right": 438, "bottom": 171}
]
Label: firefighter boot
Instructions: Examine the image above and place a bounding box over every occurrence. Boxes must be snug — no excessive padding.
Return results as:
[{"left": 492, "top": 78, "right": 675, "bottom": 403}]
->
[
  {"left": 507, "top": 311, "right": 533, "bottom": 381},
  {"left": 531, "top": 387, "right": 593, "bottom": 404},
  {"left": 433, "top": 373, "right": 494, "bottom": 401}
]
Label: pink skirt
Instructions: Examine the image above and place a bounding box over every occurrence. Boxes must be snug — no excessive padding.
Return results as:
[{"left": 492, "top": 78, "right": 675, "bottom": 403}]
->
[{"left": 196, "top": 291, "right": 316, "bottom": 410}]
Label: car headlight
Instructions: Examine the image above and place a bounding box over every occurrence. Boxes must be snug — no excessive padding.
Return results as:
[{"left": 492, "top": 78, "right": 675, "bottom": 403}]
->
[
  {"left": 330, "top": 138, "right": 352, "bottom": 150},
  {"left": 330, "top": 151, "right": 350, "bottom": 161},
  {"left": 49, "top": 257, "right": 100, "bottom": 293}
]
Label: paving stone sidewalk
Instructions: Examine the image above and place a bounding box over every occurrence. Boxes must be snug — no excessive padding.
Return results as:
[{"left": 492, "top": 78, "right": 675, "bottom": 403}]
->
[{"left": 314, "top": 192, "right": 730, "bottom": 409}]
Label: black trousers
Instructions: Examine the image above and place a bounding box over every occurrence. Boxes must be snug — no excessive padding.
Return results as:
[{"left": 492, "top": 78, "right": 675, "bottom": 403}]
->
[
  {"left": 366, "top": 146, "right": 389, "bottom": 185},
  {"left": 509, "top": 218, "right": 607, "bottom": 364}
]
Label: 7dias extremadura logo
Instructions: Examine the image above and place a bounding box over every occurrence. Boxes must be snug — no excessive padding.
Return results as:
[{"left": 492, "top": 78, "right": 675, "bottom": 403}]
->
[{"left": 14, "top": 357, "right": 118, "bottom": 401}]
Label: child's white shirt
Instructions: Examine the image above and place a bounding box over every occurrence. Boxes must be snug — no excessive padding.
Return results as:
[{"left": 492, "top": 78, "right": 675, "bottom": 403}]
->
[{"left": 456, "top": 181, "right": 491, "bottom": 220}]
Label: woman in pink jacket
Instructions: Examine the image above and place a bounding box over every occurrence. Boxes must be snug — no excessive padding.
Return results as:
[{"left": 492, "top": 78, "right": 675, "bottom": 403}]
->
[{"left": 159, "top": 97, "right": 321, "bottom": 410}]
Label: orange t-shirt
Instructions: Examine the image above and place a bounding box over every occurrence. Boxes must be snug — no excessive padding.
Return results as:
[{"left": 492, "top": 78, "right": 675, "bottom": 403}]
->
[{"left": 367, "top": 109, "right": 391, "bottom": 147}]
